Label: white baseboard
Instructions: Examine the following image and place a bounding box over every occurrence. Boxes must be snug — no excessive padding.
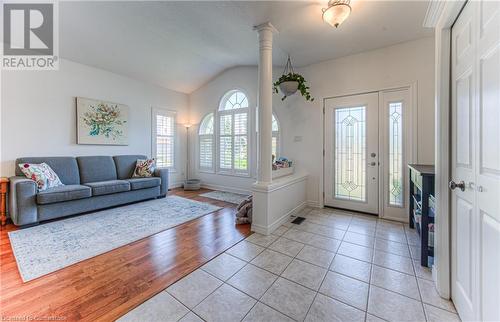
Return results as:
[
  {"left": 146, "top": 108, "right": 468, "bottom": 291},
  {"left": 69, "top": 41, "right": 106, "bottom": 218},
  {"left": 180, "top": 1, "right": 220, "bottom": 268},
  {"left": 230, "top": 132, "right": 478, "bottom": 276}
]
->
[
  {"left": 200, "top": 183, "right": 252, "bottom": 196},
  {"left": 252, "top": 201, "right": 307, "bottom": 235},
  {"left": 306, "top": 200, "right": 321, "bottom": 208},
  {"left": 169, "top": 181, "right": 184, "bottom": 189}
]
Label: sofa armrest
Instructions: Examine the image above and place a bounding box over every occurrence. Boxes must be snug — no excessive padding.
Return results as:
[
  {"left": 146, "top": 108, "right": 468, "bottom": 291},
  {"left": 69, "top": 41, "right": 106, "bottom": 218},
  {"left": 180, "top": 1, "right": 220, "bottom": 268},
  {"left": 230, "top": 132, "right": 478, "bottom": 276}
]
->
[
  {"left": 154, "top": 168, "right": 169, "bottom": 196},
  {"left": 9, "top": 176, "right": 38, "bottom": 226}
]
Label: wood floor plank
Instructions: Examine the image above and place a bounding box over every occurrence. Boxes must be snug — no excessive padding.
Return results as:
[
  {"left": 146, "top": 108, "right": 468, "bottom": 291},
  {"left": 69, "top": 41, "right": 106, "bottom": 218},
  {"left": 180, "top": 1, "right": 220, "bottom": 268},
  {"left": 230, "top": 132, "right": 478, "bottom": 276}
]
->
[{"left": 0, "top": 188, "right": 251, "bottom": 321}]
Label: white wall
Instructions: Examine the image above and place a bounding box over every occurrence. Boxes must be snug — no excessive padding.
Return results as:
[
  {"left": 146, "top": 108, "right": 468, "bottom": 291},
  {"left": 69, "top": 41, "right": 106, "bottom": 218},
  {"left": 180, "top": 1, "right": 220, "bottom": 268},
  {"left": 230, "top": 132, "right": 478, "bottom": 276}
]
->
[
  {"left": 188, "top": 37, "right": 435, "bottom": 205},
  {"left": 1, "top": 59, "right": 189, "bottom": 187}
]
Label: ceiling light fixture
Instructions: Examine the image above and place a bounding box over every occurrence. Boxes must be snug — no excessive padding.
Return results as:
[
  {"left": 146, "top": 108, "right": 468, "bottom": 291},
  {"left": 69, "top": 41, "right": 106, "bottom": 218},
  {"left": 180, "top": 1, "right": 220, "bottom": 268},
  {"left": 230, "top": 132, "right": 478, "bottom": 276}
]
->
[{"left": 322, "top": 0, "right": 352, "bottom": 28}]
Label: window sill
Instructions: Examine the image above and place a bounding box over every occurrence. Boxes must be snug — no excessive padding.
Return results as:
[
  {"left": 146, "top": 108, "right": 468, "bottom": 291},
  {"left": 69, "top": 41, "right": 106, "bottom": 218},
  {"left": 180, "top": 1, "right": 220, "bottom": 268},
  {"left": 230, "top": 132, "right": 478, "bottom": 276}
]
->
[{"left": 216, "top": 171, "right": 251, "bottom": 178}]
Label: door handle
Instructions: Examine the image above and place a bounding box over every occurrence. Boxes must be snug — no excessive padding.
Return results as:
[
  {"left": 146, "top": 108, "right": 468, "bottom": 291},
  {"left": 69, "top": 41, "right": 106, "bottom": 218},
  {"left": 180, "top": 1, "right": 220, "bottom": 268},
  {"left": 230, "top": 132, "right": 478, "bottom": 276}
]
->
[
  {"left": 368, "top": 162, "right": 376, "bottom": 166},
  {"left": 449, "top": 180, "right": 466, "bottom": 192}
]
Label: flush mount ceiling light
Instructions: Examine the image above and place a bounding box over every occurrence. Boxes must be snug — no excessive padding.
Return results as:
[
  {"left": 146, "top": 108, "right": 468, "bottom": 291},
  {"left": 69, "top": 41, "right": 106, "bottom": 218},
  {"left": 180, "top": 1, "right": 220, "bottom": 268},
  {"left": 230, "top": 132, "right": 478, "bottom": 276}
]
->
[{"left": 322, "top": 0, "right": 352, "bottom": 28}]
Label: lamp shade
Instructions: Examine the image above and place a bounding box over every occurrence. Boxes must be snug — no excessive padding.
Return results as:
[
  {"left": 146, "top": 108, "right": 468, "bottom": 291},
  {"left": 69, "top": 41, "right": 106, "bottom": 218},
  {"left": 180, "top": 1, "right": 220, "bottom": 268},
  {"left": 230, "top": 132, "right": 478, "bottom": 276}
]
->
[{"left": 322, "top": 0, "right": 351, "bottom": 28}]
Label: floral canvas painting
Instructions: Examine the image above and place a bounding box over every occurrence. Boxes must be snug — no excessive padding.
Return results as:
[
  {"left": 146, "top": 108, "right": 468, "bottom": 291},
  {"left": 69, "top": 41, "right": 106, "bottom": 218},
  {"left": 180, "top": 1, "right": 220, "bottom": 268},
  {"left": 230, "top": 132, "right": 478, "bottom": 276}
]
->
[{"left": 77, "top": 97, "right": 129, "bottom": 145}]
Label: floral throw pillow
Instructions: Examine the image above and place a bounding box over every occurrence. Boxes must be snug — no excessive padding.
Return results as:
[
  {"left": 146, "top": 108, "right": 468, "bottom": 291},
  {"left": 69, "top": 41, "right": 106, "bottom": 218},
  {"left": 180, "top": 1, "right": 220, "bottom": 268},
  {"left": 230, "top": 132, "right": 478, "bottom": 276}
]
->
[
  {"left": 132, "top": 159, "right": 156, "bottom": 178},
  {"left": 18, "top": 163, "right": 64, "bottom": 191}
]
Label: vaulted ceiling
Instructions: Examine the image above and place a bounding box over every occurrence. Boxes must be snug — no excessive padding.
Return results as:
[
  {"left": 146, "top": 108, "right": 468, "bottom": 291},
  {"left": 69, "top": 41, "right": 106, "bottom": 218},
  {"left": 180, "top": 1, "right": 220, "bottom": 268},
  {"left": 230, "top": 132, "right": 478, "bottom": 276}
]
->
[{"left": 60, "top": 1, "right": 433, "bottom": 93}]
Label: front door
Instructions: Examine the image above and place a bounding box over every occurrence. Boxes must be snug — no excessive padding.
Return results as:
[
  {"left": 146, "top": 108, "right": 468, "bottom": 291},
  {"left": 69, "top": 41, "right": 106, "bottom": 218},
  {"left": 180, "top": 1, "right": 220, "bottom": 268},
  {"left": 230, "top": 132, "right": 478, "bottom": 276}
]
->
[
  {"left": 451, "top": 1, "right": 500, "bottom": 321},
  {"left": 324, "top": 93, "right": 379, "bottom": 214}
]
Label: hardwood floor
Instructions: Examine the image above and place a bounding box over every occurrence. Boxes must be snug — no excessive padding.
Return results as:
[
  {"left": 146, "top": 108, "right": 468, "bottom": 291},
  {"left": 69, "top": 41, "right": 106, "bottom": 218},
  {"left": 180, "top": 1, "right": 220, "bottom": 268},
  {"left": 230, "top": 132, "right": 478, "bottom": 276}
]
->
[{"left": 0, "top": 188, "right": 251, "bottom": 321}]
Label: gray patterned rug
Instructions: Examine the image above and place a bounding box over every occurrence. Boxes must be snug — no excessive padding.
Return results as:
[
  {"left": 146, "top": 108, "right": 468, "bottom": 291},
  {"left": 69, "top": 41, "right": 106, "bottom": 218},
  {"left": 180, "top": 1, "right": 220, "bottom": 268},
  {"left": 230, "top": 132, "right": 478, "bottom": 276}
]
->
[
  {"left": 9, "top": 196, "right": 221, "bottom": 282},
  {"left": 200, "top": 191, "right": 250, "bottom": 205}
]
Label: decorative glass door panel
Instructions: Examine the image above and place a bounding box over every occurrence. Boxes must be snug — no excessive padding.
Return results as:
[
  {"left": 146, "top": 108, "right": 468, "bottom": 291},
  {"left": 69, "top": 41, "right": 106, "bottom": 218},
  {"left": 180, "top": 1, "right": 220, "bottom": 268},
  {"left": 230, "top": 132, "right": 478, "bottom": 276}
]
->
[
  {"left": 335, "top": 106, "right": 366, "bottom": 201},
  {"left": 324, "top": 92, "right": 379, "bottom": 214},
  {"left": 389, "top": 102, "right": 403, "bottom": 206}
]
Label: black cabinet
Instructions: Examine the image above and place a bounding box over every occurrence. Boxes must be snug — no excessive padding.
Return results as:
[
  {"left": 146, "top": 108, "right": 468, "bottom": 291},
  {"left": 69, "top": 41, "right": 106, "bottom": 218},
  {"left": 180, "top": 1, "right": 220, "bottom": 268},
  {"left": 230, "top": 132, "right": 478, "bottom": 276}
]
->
[{"left": 408, "top": 164, "right": 435, "bottom": 267}]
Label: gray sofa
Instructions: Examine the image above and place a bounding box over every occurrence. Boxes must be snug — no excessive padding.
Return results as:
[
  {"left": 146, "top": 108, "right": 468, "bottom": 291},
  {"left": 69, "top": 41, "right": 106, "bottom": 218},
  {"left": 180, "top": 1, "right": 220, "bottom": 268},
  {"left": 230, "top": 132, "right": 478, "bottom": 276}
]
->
[{"left": 9, "top": 155, "right": 169, "bottom": 226}]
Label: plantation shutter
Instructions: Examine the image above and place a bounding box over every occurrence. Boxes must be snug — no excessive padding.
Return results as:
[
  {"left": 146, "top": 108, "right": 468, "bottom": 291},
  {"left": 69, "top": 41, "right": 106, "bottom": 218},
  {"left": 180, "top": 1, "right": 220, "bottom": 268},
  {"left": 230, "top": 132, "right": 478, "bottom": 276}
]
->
[{"left": 153, "top": 109, "right": 175, "bottom": 168}]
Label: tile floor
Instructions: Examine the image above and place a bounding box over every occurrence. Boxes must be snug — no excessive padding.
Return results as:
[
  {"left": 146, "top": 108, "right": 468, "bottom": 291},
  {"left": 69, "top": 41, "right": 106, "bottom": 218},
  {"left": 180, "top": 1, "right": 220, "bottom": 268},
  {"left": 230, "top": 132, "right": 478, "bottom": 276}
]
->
[{"left": 118, "top": 207, "right": 461, "bottom": 322}]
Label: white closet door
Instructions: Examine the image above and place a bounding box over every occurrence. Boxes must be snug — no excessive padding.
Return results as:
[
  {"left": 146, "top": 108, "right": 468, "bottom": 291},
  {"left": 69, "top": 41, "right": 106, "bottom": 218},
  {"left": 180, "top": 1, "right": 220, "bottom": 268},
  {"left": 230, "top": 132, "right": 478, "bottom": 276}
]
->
[{"left": 451, "top": 1, "right": 500, "bottom": 321}]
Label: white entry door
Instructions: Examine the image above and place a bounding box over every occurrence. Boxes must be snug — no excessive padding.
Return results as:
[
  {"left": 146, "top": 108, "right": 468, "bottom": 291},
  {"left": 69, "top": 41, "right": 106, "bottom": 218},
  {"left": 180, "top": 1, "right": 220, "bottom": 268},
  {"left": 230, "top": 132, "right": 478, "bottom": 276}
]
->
[
  {"left": 451, "top": 1, "right": 500, "bottom": 321},
  {"left": 324, "top": 93, "right": 379, "bottom": 214}
]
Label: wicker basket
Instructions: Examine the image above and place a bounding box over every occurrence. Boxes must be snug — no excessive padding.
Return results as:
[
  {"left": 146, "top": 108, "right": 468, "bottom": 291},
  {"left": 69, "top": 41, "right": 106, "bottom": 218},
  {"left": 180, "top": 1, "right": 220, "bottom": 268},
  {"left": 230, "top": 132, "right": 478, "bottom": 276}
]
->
[{"left": 183, "top": 179, "right": 201, "bottom": 191}]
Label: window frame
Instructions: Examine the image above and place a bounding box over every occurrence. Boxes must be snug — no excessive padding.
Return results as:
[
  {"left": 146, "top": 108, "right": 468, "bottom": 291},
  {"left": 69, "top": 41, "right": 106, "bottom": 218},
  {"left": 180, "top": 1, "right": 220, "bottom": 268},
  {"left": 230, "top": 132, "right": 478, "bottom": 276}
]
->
[
  {"left": 216, "top": 90, "right": 251, "bottom": 177},
  {"left": 256, "top": 108, "right": 281, "bottom": 158},
  {"left": 198, "top": 112, "right": 215, "bottom": 173},
  {"left": 151, "top": 107, "right": 177, "bottom": 171}
]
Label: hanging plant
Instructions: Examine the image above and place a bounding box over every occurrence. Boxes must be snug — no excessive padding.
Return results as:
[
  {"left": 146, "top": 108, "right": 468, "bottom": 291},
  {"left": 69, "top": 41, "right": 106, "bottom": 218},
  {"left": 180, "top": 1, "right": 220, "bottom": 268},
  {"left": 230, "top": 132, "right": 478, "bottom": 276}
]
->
[{"left": 273, "top": 56, "right": 314, "bottom": 102}]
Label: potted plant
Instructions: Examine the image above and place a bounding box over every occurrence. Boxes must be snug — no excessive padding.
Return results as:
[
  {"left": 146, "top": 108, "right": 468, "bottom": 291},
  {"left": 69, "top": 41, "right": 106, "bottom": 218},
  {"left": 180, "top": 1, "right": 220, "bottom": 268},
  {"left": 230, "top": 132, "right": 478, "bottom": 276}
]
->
[{"left": 273, "top": 56, "right": 314, "bottom": 102}]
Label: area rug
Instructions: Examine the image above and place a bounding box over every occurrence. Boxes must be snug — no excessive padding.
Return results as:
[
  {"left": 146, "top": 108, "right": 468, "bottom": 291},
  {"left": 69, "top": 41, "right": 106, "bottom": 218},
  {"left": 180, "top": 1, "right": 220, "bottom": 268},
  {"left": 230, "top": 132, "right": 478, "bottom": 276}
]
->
[
  {"left": 200, "top": 191, "right": 250, "bottom": 205},
  {"left": 8, "top": 196, "right": 221, "bottom": 282}
]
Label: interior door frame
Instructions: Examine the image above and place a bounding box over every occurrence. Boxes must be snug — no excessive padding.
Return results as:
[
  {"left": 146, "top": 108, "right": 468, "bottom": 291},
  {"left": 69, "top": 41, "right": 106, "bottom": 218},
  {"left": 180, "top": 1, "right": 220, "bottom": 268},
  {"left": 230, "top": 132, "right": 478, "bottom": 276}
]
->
[
  {"left": 424, "top": 0, "right": 466, "bottom": 299},
  {"left": 321, "top": 84, "right": 418, "bottom": 216}
]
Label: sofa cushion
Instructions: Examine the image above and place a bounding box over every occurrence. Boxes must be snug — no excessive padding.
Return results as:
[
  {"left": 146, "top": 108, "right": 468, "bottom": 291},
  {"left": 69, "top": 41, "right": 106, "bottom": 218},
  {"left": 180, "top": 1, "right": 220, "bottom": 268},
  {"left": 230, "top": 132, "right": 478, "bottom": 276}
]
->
[
  {"left": 15, "top": 157, "right": 80, "bottom": 185},
  {"left": 18, "top": 162, "right": 64, "bottom": 191},
  {"left": 85, "top": 180, "right": 130, "bottom": 196},
  {"left": 127, "top": 177, "right": 161, "bottom": 190},
  {"left": 37, "top": 185, "right": 91, "bottom": 205},
  {"left": 113, "top": 155, "right": 147, "bottom": 179},
  {"left": 77, "top": 156, "right": 117, "bottom": 183}
]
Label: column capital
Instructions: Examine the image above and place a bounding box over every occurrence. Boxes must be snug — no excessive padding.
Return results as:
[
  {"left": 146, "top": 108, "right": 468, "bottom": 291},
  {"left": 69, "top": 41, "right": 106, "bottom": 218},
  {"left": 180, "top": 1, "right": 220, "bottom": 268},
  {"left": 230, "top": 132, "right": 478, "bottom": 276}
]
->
[{"left": 253, "top": 22, "right": 279, "bottom": 34}]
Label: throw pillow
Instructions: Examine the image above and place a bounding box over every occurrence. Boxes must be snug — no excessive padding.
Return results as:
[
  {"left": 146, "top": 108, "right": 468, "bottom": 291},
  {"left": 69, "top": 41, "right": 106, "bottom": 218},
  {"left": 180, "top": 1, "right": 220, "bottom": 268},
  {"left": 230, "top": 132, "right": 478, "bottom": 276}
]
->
[
  {"left": 132, "top": 158, "right": 156, "bottom": 177},
  {"left": 18, "top": 163, "right": 64, "bottom": 191}
]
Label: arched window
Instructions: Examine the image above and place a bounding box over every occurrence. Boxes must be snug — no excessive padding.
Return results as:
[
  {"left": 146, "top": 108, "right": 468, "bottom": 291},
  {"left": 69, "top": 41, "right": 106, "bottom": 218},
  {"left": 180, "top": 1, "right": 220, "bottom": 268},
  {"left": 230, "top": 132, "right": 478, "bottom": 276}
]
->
[
  {"left": 198, "top": 113, "right": 214, "bottom": 171},
  {"left": 218, "top": 90, "right": 249, "bottom": 174},
  {"left": 272, "top": 114, "right": 280, "bottom": 158},
  {"left": 256, "top": 109, "right": 281, "bottom": 158}
]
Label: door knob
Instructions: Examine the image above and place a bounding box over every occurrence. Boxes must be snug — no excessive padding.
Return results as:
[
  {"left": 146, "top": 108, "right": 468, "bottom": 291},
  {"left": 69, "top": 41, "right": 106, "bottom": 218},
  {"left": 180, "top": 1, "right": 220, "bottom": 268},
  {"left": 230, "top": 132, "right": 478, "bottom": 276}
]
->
[
  {"left": 368, "top": 162, "right": 376, "bottom": 166},
  {"left": 449, "top": 180, "right": 466, "bottom": 191}
]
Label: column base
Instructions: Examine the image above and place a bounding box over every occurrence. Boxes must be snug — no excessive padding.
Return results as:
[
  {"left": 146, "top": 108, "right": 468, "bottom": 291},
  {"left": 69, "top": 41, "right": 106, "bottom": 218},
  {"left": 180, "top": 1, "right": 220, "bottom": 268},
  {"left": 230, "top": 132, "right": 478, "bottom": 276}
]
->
[{"left": 251, "top": 173, "right": 308, "bottom": 235}]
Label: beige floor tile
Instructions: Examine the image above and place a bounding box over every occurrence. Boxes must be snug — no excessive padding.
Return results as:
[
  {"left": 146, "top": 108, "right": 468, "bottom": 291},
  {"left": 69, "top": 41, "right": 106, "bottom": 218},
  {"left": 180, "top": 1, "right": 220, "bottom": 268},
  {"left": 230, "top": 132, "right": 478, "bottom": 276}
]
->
[
  {"left": 330, "top": 254, "right": 372, "bottom": 283},
  {"left": 271, "top": 225, "right": 290, "bottom": 237},
  {"left": 117, "top": 291, "right": 189, "bottom": 322},
  {"left": 370, "top": 265, "right": 420, "bottom": 300},
  {"left": 367, "top": 285, "right": 426, "bottom": 322},
  {"left": 365, "top": 314, "right": 387, "bottom": 322},
  {"left": 413, "top": 259, "right": 433, "bottom": 280},
  {"left": 227, "top": 264, "right": 278, "bottom": 299},
  {"left": 372, "top": 250, "right": 414, "bottom": 275},
  {"left": 166, "top": 269, "right": 222, "bottom": 309},
  {"left": 298, "top": 222, "right": 346, "bottom": 240},
  {"left": 268, "top": 237, "right": 304, "bottom": 257},
  {"left": 243, "top": 302, "right": 294, "bottom": 322},
  {"left": 193, "top": 284, "right": 256, "bottom": 322},
  {"left": 201, "top": 253, "right": 246, "bottom": 281},
  {"left": 319, "top": 271, "right": 369, "bottom": 311},
  {"left": 308, "top": 234, "right": 342, "bottom": 253},
  {"left": 424, "top": 304, "right": 461, "bottom": 322},
  {"left": 226, "top": 241, "right": 265, "bottom": 262},
  {"left": 338, "top": 241, "right": 374, "bottom": 262},
  {"left": 261, "top": 277, "right": 316, "bottom": 321},
  {"left": 296, "top": 245, "right": 335, "bottom": 268},
  {"left": 305, "top": 293, "right": 365, "bottom": 322},
  {"left": 375, "top": 229, "right": 407, "bottom": 244},
  {"left": 409, "top": 245, "right": 421, "bottom": 260},
  {"left": 418, "top": 278, "right": 457, "bottom": 313},
  {"left": 348, "top": 223, "right": 377, "bottom": 236},
  {"left": 245, "top": 233, "right": 279, "bottom": 248},
  {"left": 281, "top": 259, "right": 327, "bottom": 291},
  {"left": 283, "top": 228, "right": 315, "bottom": 244},
  {"left": 343, "top": 231, "right": 375, "bottom": 248},
  {"left": 178, "top": 312, "right": 204, "bottom": 322},
  {"left": 250, "top": 249, "right": 293, "bottom": 275},
  {"left": 374, "top": 238, "right": 411, "bottom": 257}
]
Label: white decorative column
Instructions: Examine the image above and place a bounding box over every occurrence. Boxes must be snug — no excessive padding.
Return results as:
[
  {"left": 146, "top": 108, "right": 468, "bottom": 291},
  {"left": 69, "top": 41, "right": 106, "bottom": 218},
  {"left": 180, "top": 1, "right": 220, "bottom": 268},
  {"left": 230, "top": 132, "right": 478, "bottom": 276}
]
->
[{"left": 254, "top": 22, "right": 276, "bottom": 184}]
